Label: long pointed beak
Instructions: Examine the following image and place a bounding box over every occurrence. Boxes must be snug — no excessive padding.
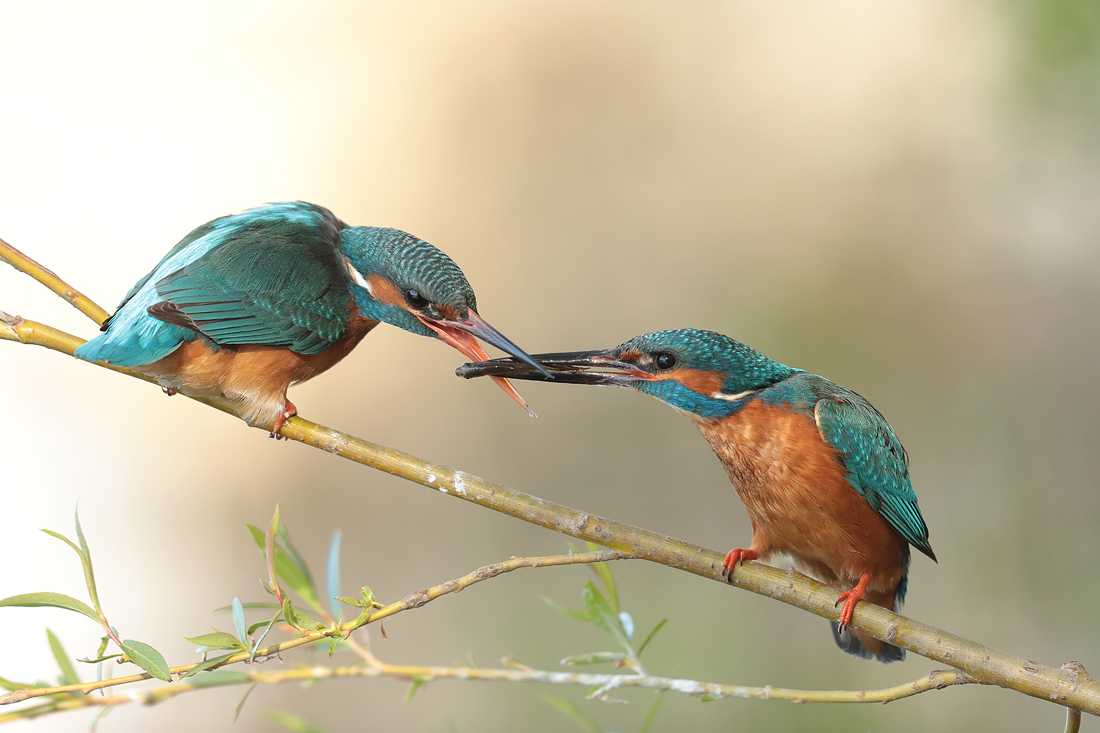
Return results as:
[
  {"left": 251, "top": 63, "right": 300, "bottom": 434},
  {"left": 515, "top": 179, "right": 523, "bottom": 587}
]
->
[
  {"left": 455, "top": 349, "right": 657, "bottom": 386},
  {"left": 418, "top": 310, "right": 550, "bottom": 415}
]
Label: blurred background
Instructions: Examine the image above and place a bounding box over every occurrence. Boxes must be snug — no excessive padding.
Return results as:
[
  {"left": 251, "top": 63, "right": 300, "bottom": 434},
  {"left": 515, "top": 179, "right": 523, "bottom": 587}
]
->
[{"left": 3, "top": 1, "right": 1099, "bottom": 731}]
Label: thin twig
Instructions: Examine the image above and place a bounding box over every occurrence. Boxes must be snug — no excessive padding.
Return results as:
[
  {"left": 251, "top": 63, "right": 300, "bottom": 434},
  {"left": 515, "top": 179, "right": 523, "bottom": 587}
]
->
[
  {"left": 0, "top": 666, "right": 983, "bottom": 723},
  {"left": 3, "top": 246, "right": 1100, "bottom": 717}
]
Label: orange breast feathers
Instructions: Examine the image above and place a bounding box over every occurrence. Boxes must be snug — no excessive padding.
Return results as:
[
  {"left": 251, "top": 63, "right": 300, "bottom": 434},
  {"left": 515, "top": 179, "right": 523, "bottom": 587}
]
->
[
  {"left": 140, "top": 309, "right": 379, "bottom": 427},
  {"left": 688, "top": 400, "right": 908, "bottom": 601}
]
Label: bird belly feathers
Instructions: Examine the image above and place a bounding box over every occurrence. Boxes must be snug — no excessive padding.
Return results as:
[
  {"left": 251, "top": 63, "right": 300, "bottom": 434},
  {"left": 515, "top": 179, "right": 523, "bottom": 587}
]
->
[{"left": 691, "top": 400, "right": 908, "bottom": 600}]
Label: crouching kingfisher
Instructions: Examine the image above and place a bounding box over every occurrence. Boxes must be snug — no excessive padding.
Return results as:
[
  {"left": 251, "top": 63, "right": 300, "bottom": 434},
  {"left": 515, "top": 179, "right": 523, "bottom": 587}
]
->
[
  {"left": 456, "top": 328, "right": 936, "bottom": 662},
  {"left": 76, "top": 201, "right": 548, "bottom": 434}
]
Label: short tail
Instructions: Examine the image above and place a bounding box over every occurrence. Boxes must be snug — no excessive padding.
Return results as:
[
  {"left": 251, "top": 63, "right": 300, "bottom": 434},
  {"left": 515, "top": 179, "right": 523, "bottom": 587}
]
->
[{"left": 830, "top": 585, "right": 905, "bottom": 663}]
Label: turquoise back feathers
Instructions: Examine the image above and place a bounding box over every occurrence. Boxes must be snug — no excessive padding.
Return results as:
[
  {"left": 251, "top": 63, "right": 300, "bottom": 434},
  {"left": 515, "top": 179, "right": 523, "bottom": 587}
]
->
[{"left": 75, "top": 202, "right": 476, "bottom": 367}]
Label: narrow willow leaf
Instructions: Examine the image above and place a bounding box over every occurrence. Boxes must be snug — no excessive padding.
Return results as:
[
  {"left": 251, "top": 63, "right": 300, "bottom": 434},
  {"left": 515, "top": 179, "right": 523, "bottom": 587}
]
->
[
  {"left": 582, "top": 582, "right": 631, "bottom": 653},
  {"left": 404, "top": 677, "right": 426, "bottom": 704},
  {"left": 178, "top": 653, "right": 237, "bottom": 679},
  {"left": 542, "top": 693, "right": 602, "bottom": 733},
  {"left": 185, "top": 670, "right": 250, "bottom": 688},
  {"left": 619, "top": 611, "right": 634, "bottom": 641},
  {"left": 0, "top": 592, "right": 100, "bottom": 624},
  {"left": 326, "top": 529, "right": 342, "bottom": 620},
  {"left": 589, "top": 558, "right": 619, "bottom": 615},
  {"left": 265, "top": 506, "right": 282, "bottom": 602},
  {"left": 72, "top": 507, "right": 103, "bottom": 616},
  {"left": 637, "top": 618, "right": 668, "bottom": 658},
  {"left": 232, "top": 598, "right": 248, "bottom": 644},
  {"left": 120, "top": 640, "right": 171, "bottom": 682},
  {"left": 639, "top": 692, "right": 668, "bottom": 733},
  {"left": 264, "top": 710, "right": 331, "bottom": 733},
  {"left": 234, "top": 682, "right": 258, "bottom": 722},
  {"left": 540, "top": 596, "right": 591, "bottom": 622},
  {"left": 560, "top": 651, "right": 626, "bottom": 666},
  {"left": 46, "top": 628, "right": 80, "bottom": 685},
  {"left": 184, "top": 632, "right": 244, "bottom": 650},
  {"left": 277, "top": 524, "right": 316, "bottom": 596},
  {"left": 250, "top": 611, "right": 284, "bottom": 664},
  {"left": 246, "top": 525, "right": 322, "bottom": 613},
  {"left": 0, "top": 675, "right": 34, "bottom": 692}
]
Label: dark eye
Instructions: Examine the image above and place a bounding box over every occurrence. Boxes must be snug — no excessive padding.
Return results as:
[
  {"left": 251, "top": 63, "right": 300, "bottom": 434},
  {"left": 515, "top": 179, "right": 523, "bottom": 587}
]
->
[
  {"left": 654, "top": 352, "right": 677, "bottom": 370},
  {"left": 404, "top": 289, "right": 429, "bottom": 309}
]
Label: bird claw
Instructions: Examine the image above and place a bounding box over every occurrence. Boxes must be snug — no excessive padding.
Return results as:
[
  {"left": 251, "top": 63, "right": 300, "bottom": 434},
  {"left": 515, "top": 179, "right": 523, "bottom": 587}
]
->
[
  {"left": 834, "top": 576, "right": 871, "bottom": 631},
  {"left": 269, "top": 399, "right": 297, "bottom": 439},
  {"left": 720, "top": 547, "right": 758, "bottom": 584}
]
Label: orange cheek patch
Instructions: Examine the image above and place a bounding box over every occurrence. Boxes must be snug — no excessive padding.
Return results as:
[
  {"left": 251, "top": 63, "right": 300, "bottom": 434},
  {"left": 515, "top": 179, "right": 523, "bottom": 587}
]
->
[
  {"left": 435, "top": 303, "right": 461, "bottom": 320},
  {"left": 661, "top": 367, "right": 726, "bottom": 396},
  {"left": 365, "top": 274, "right": 407, "bottom": 309}
]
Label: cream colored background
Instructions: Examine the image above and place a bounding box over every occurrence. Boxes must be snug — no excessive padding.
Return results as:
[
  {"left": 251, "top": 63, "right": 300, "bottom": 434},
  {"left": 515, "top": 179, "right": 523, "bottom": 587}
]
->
[{"left": 3, "top": 2, "right": 1099, "bottom": 731}]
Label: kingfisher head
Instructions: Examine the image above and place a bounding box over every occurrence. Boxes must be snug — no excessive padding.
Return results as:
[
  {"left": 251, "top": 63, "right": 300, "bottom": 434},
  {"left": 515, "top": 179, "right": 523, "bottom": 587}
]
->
[
  {"left": 456, "top": 328, "right": 796, "bottom": 419},
  {"left": 339, "top": 226, "right": 549, "bottom": 412}
]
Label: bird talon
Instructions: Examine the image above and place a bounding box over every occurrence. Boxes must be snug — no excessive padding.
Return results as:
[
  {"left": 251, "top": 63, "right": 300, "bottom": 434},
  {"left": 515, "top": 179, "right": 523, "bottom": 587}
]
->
[{"left": 721, "top": 547, "right": 757, "bottom": 583}]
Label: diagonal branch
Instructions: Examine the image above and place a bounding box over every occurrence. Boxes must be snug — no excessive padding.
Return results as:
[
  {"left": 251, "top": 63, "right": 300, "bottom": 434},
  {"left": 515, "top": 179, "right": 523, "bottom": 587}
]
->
[
  {"left": 0, "top": 237, "right": 109, "bottom": 325},
  {"left": 3, "top": 240, "right": 1098, "bottom": 718}
]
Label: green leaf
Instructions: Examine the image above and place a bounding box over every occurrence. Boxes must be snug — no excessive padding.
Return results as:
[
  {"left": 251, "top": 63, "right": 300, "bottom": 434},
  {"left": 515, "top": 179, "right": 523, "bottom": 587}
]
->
[
  {"left": 282, "top": 597, "right": 318, "bottom": 632},
  {"left": 46, "top": 628, "right": 80, "bottom": 685},
  {"left": 325, "top": 529, "right": 342, "bottom": 620},
  {"left": 542, "top": 693, "right": 602, "bottom": 733},
  {"left": 582, "top": 582, "right": 631, "bottom": 653},
  {"left": 187, "top": 669, "right": 251, "bottom": 688},
  {"left": 178, "top": 653, "right": 237, "bottom": 679},
  {"left": 234, "top": 682, "right": 257, "bottom": 722},
  {"left": 185, "top": 632, "right": 245, "bottom": 650},
  {"left": 560, "top": 651, "right": 626, "bottom": 666},
  {"left": 404, "top": 677, "right": 427, "bottom": 704},
  {"left": 120, "top": 640, "right": 171, "bottom": 682},
  {"left": 246, "top": 525, "right": 322, "bottom": 613},
  {"left": 639, "top": 692, "right": 667, "bottom": 733},
  {"left": 0, "top": 674, "right": 35, "bottom": 692},
  {"left": 264, "top": 710, "right": 332, "bottom": 733},
  {"left": 72, "top": 507, "right": 100, "bottom": 611},
  {"left": 0, "top": 592, "right": 100, "bottom": 624},
  {"left": 637, "top": 619, "right": 668, "bottom": 658},
  {"left": 588, "top": 553, "right": 619, "bottom": 615},
  {"left": 540, "top": 596, "right": 591, "bottom": 622},
  {"left": 232, "top": 598, "right": 248, "bottom": 644},
  {"left": 265, "top": 506, "right": 282, "bottom": 603}
]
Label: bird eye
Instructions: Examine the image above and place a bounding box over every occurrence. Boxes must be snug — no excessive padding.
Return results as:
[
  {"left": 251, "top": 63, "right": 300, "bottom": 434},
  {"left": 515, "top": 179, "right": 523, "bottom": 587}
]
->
[
  {"left": 404, "top": 289, "right": 430, "bottom": 309},
  {"left": 654, "top": 353, "right": 677, "bottom": 370}
]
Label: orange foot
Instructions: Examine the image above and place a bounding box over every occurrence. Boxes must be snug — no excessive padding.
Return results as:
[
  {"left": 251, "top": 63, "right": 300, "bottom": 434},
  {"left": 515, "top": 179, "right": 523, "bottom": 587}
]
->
[
  {"left": 721, "top": 548, "right": 758, "bottom": 583},
  {"left": 271, "top": 399, "right": 298, "bottom": 439},
  {"left": 835, "top": 575, "right": 872, "bottom": 630}
]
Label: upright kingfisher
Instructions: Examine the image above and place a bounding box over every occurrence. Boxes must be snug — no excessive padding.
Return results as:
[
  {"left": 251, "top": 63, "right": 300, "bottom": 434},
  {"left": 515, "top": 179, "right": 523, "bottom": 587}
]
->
[
  {"left": 457, "top": 328, "right": 935, "bottom": 662},
  {"left": 76, "top": 201, "right": 547, "bottom": 434}
]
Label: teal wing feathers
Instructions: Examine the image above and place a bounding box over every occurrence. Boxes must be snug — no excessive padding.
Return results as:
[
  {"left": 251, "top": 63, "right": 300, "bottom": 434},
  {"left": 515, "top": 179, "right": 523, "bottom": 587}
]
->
[
  {"left": 75, "top": 202, "right": 351, "bottom": 366},
  {"left": 814, "top": 393, "right": 936, "bottom": 561},
  {"left": 150, "top": 209, "right": 351, "bottom": 354}
]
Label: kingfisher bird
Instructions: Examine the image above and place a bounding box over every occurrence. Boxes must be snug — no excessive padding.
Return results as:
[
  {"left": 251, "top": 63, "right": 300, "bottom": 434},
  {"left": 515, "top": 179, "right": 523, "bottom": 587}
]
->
[
  {"left": 75, "top": 201, "right": 547, "bottom": 434},
  {"left": 456, "top": 328, "right": 935, "bottom": 662}
]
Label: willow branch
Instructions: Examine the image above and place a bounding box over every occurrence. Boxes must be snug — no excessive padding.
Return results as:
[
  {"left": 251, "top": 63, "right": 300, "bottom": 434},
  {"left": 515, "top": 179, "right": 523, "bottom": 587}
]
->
[
  {"left": 0, "top": 238, "right": 109, "bottom": 325},
  {"left": 3, "top": 243, "right": 1099, "bottom": 717},
  {"left": 0, "top": 665, "right": 981, "bottom": 724}
]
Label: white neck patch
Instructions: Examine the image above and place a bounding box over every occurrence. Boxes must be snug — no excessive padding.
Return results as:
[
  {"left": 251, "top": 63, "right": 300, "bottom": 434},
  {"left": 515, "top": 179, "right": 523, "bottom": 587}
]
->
[
  {"left": 339, "top": 253, "right": 372, "bottom": 293},
  {"left": 711, "top": 389, "right": 754, "bottom": 402}
]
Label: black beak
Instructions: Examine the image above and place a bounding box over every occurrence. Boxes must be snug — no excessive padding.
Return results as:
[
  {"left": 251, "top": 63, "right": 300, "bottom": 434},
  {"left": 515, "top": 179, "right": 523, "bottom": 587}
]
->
[{"left": 456, "top": 349, "right": 655, "bottom": 386}]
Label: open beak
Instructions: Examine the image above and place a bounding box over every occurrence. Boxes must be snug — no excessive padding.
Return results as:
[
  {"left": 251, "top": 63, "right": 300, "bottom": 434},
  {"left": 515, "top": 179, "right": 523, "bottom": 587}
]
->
[
  {"left": 418, "top": 310, "right": 551, "bottom": 415},
  {"left": 455, "top": 349, "right": 657, "bottom": 387}
]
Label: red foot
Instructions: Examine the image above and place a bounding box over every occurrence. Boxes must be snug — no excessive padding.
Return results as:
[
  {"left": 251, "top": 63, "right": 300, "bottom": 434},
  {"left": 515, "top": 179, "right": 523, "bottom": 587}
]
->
[
  {"left": 835, "top": 575, "right": 872, "bottom": 630},
  {"left": 270, "top": 399, "right": 297, "bottom": 439},
  {"left": 721, "top": 547, "right": 758, "bottom": 583},
  {"left": 161, "top": 387, "right": 177, "bottom": 396}
]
